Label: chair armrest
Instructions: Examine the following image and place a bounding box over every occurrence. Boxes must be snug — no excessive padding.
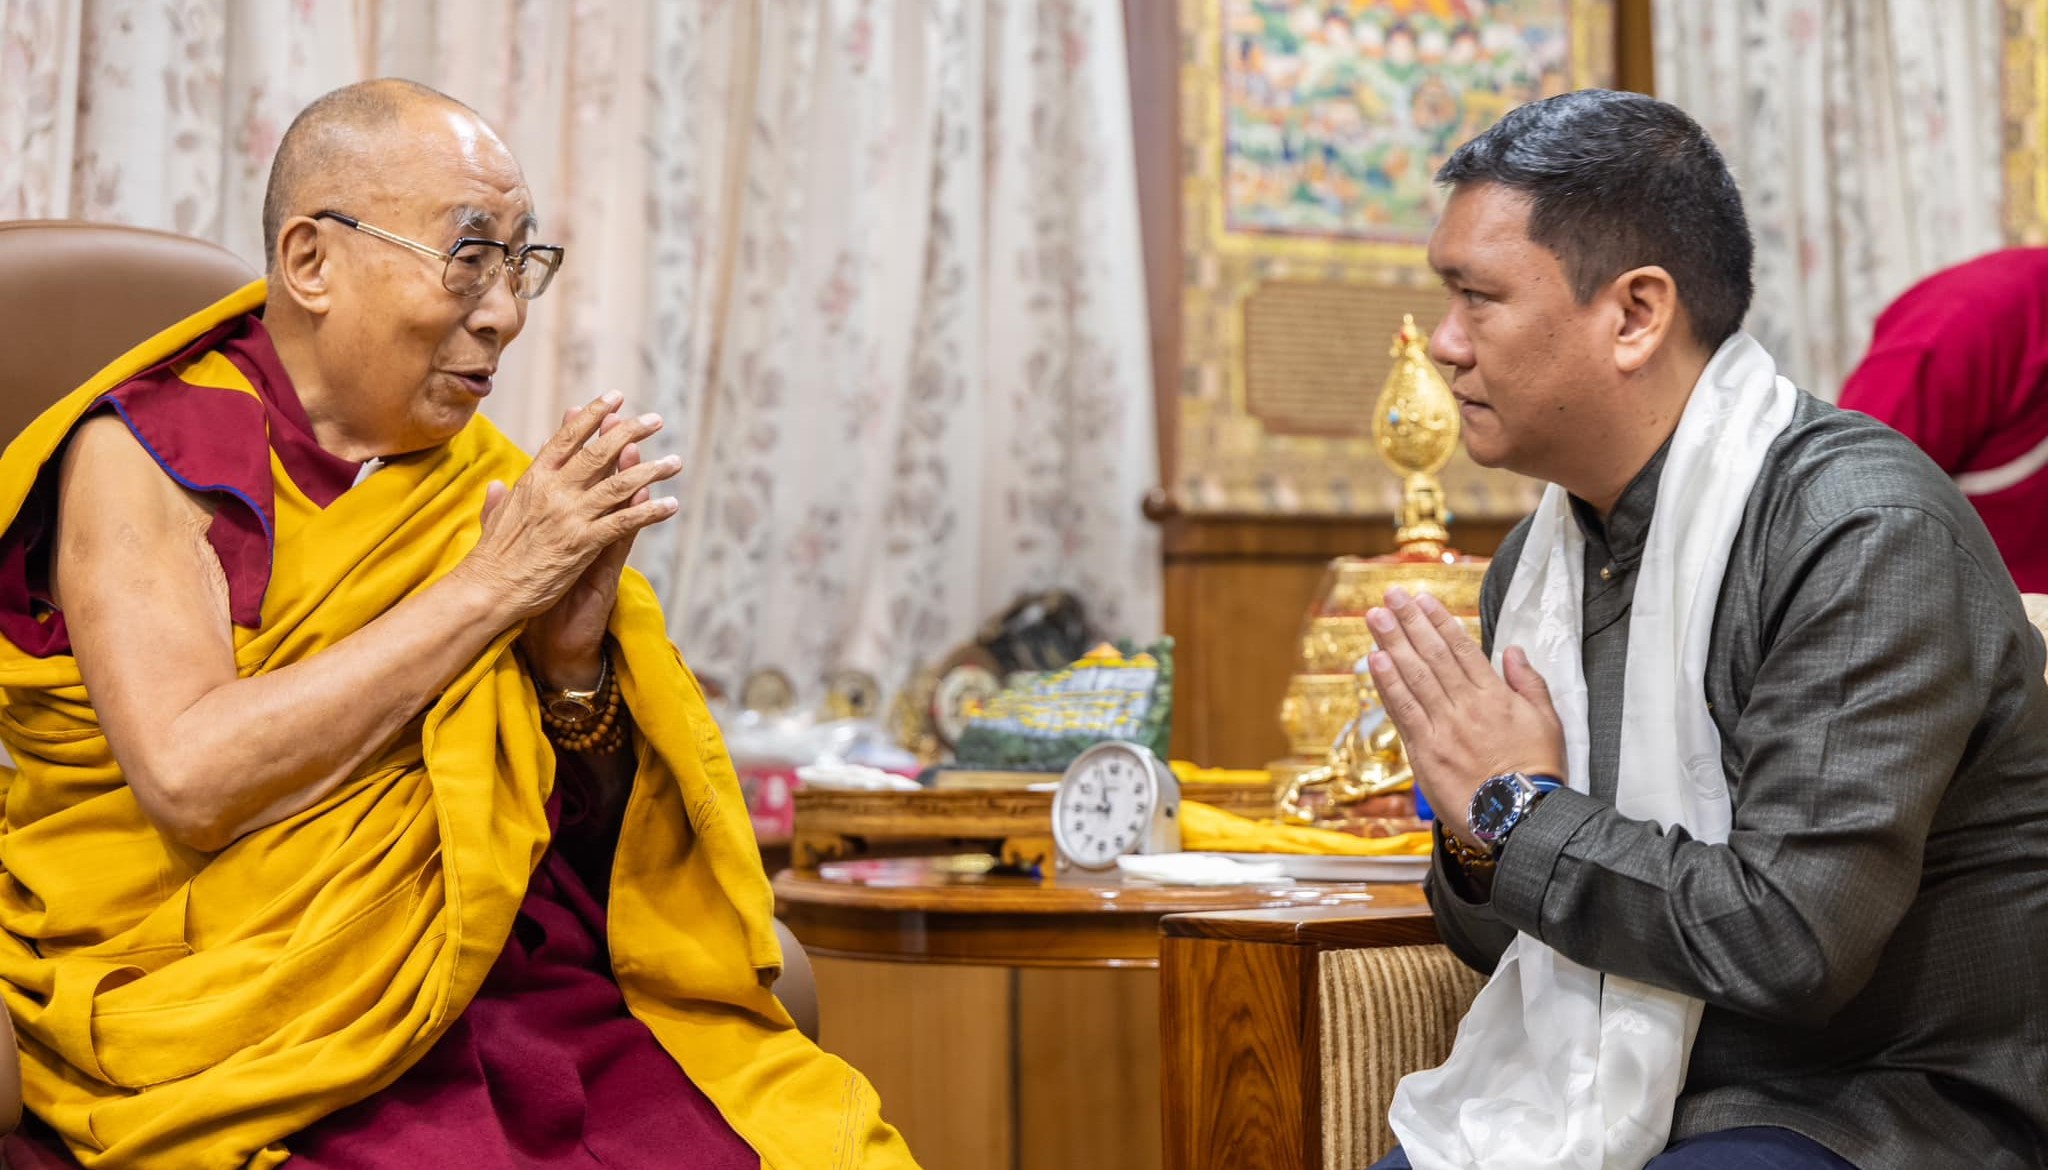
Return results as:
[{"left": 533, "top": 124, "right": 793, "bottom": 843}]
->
[
  {"left": 1160, "top": 903, "right": 1441, "bottom": 949},
  {"left": 1160, "top": 902, "right": 1451, "bottom": 1170},
  {"left": 772, "top": 916, "right": 820, "bottom": 1043},
  {"left": 0, "top": 1006, "right": 18, "bottom": 1138}
]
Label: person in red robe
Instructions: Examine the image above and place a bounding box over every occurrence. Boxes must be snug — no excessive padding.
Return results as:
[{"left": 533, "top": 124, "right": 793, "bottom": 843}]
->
[{"left": 1838, "top": 248, "right": 2048, "bottom": 592}]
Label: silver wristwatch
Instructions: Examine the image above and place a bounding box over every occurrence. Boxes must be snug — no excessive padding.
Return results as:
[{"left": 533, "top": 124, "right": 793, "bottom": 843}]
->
[{"left": 1467, "top": 772, "right": 1562, "bottom": 858}]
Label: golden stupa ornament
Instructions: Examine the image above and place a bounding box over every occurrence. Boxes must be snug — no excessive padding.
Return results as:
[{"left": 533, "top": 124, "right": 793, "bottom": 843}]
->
[
  {"left": 1373, "top": 315, "right": 1460, "bottom": 554},
  {"left": 1275, "top": 314, "right": 1490, "bottom": 831}
]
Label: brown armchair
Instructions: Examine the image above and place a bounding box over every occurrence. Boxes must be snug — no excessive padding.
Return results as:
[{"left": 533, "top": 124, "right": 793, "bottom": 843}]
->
[
  {"left": 1160, "top": 586, "right": 2048, "bottom": 1170},
  {"left": 0, "top": 218, "right": 258, "bottom": 1144},
  {"left": 0, "top": 220, "right": 259, "bottom": 437}
]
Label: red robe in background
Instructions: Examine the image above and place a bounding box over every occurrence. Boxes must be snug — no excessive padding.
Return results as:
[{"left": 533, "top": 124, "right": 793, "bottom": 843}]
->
[{"left": 1838, "top": 248, "right": 2048, "bottom": 592}]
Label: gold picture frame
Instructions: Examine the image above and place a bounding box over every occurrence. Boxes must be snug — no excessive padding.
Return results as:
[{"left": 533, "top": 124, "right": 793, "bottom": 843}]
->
[
  {"left": 2005, "top": 0, "right": 2048, "bottom": 244},
  {"left": 1175, "top": 1, "right": 1615, "bottom": 518}
]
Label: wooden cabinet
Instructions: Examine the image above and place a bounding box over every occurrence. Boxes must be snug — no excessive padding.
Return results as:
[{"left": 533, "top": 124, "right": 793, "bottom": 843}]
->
[{"left": 1157, "top": 510, "right": 1513, "bottom": 768}]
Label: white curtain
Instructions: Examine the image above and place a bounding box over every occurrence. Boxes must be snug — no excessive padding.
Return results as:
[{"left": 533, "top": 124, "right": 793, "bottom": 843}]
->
[
  {"left": 0, "top": 0, "right": 1162, "bottom": 703},
  {"left": 1653, "top": 0, "right": 2004, "bottom": 398}
]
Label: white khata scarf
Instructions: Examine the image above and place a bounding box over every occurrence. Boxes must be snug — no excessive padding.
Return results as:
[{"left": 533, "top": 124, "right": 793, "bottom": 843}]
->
[{"left": 1386, "top": 332, "right": 1798, "bottom": 1169}]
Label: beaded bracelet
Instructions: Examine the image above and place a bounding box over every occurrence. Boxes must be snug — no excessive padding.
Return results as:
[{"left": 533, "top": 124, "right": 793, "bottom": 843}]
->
[{"left": 1438, "top": 820, "right": 1498, "bottom": 876}]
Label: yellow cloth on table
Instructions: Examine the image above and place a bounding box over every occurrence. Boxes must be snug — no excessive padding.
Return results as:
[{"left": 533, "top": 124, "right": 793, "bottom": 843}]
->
[
  {"left": 1179, "top": 799, "right": 1433, "bottom": 857},
  {"left": 1168, "top": 760, "right": 1270, "bottom": 787},
  {"left": 0, "top": 282, "right": 917, "bottom": 1170}
]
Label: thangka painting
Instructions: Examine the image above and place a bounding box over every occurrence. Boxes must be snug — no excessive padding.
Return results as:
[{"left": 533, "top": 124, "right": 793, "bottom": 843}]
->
[
  {"left": 1224, "top": 1, "right": 1572, "bottom": 242},
  {"left": 1176, "top": 0, "right": 1612, "bottom": 518}
]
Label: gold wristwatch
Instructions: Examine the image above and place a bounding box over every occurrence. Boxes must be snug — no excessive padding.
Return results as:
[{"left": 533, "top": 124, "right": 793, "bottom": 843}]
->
[{"left": 541, "top": 651, "right": 611, "bottom": 729}]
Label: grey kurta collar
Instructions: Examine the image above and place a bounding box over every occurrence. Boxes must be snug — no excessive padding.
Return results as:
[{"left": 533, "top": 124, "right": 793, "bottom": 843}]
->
[{"left": 1570, "top": 436, "right": 1673, "bottom": 575}]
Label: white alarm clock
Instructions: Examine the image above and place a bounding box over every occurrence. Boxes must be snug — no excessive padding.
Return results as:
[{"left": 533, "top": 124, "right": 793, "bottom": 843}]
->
[{"left": 1052, "top": 741, "right": 1182, "bottom": 870}]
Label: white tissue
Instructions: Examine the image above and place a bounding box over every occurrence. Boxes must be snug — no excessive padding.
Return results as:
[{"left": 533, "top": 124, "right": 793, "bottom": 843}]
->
[
  {"left": 1113, "top": 853, "right": 1292, "bottom": 887},
  {"left": 794, "top": 762, "right": 920, "bottom": 792}
]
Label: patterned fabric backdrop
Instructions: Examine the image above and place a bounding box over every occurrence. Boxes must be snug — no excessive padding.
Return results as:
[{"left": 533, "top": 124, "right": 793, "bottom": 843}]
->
[
  {"left": 1653, "top": 0, "right": 2005, "bottom": 398},
  {"left": 0, "top": 0, "right": 1162, "bottom": 703}
]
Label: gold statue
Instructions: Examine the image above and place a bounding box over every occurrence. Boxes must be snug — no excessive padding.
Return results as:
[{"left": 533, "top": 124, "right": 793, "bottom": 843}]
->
[
  {"left": 1278, "top": 708, "right": 1414, "bottom": 825},
  {"left": 1275, "top": 314, "right": 1489, "bottom": 828}
]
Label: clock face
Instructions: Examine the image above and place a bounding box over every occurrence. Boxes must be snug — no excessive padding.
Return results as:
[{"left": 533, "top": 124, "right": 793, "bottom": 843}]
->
[{"left": 1054, "top": 745, "right": 1160, "bottom": 869}]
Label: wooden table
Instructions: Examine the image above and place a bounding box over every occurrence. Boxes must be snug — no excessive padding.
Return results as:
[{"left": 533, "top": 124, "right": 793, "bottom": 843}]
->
[{"left": 774, "top": 858, "right": 1424, "bottom": 1170}]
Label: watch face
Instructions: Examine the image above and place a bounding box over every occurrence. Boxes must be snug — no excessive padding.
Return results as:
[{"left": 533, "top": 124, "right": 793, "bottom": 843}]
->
[
  {"left": 1474, "top": 774, "right": 1540, "bottom": 848},
  {"left": 1469, "top": 776, "right": 1520, "bottom": 841},
  {"left": 546, "top": 695, "right": 598, "bottom": 725},
  {"left": 1053, "top": 744, "right": 1160, "bottom": 869}
]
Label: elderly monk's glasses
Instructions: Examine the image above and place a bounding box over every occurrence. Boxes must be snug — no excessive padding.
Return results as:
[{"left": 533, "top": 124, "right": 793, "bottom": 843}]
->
[{"left": 312, "top": 211, "right": 565, "bottom": 300}]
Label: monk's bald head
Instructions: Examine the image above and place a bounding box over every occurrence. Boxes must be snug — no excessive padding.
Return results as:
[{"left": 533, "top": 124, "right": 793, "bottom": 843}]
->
[
  {"left": 260, "top": 80, "right": 538, "bottom": 460},
  {"left": 260, "top": 79, "right": 511, "bottom": 269}
]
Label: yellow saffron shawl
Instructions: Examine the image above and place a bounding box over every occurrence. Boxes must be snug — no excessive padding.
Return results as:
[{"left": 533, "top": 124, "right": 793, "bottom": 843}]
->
[{"left": 0, "top": 282, "right": 917, "bottom": 1170}]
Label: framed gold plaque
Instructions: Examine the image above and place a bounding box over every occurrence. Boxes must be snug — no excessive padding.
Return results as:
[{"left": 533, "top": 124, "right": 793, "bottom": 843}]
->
[
  {"left": 2006, "top": 0, "right": 2048, "bottom": 243},
  {"left": 1175, "top": 0, "right": 1615, "bottom": 517}
]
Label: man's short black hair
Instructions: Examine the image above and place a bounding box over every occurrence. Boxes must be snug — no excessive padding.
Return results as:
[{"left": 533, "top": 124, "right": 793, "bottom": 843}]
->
[{"left": 1436, "top": 89, "right": 1754, "bottom": 349}]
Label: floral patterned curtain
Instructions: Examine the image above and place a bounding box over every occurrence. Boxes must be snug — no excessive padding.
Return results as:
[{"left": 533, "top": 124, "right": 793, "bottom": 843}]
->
[
  {"left": 1652, "top": 0, "right": 2005, "bottom": 398},
  {"left": 0, "top": 0, "right": 1162, "bottom": 704}
]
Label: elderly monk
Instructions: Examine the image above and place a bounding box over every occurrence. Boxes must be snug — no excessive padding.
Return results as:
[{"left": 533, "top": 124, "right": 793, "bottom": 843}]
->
[
  {"left": 1363, "top": 91, "right": 2048, "bottom": 1170},
  {"left": 0, "top": 80, "right": 917, "bottom": 1169}
]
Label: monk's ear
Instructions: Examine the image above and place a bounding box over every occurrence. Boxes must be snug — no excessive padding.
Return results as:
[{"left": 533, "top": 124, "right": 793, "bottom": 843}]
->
[
  {"left": 1606, "top": 265, "right": 1680, "bottom": 376},
  {"left": 273, "top": 216, "right": 333, "bottom": 315}
]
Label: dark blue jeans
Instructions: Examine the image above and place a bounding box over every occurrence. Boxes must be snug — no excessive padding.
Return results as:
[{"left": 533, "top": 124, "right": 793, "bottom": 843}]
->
[{"left": 1370, "top": 1126, "right": 1857, "bottom": 1169}]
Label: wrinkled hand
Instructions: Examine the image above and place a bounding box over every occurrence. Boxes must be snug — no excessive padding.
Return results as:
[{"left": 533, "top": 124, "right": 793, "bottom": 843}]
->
[
  {"left": 1365, "top": 586, "right": 1566, "bottom": 846},
  {"left": 464, "top": 392, "right": 682, "bottom": 689}
]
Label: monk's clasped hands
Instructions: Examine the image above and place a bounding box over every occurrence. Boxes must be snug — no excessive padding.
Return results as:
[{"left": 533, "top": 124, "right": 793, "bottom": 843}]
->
[
  {"left": 461, "top": 390, "right": 684, "bottom": 690},
  {"left": 1364, "top": 586, "right": 1568, "bottom": 847}
]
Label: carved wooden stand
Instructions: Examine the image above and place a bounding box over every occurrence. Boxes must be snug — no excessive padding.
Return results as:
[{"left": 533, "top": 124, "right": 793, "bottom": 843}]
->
[{"left": 790, "top": 779, "right": 1281, "bottom": 872}]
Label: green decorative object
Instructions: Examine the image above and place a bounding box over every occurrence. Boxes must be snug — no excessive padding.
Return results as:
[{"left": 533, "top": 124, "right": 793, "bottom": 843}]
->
[{"left": 951, "top": 640, "right": 1175, "bottom": 772}]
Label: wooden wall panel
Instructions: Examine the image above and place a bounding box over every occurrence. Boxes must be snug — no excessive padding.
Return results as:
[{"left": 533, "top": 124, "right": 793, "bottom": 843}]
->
[
  {"left": 1165, "top": 557, "right": 1332, "bottom": 768},
  {"left": 1618, "top": 0, "right": 1656, "bottom": 95},
  {"left": 1124, "top": 0, "right": 1180, "bottom": 492}
]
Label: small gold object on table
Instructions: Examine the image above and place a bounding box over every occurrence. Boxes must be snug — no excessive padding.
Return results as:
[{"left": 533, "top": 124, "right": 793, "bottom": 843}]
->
[{"left": 1275, "top": 315, "right": 1490, "bottom": 831}]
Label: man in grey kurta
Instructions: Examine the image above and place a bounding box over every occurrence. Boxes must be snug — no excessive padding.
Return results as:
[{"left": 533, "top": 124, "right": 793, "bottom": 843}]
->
[
  {"left": 1435, "top": 398, "right": 2048, "bottom": 1169},
  {"left": 1363, "top": 89, "right": 2048, "bottom": 1170}
]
